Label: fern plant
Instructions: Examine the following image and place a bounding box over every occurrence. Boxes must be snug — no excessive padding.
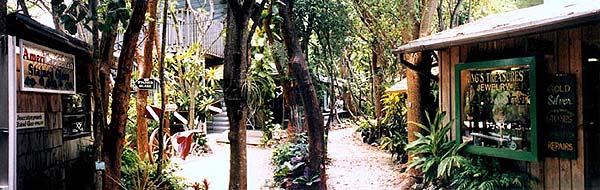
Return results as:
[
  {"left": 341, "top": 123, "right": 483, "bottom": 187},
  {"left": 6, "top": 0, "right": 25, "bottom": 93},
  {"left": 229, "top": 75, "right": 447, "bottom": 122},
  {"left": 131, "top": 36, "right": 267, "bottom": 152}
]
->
[
  {"left": 450, "top": 158, "right": 533, "bottom": 190},
  {"left": 405, "top": 111, "right": 469, "bottom": 186}
]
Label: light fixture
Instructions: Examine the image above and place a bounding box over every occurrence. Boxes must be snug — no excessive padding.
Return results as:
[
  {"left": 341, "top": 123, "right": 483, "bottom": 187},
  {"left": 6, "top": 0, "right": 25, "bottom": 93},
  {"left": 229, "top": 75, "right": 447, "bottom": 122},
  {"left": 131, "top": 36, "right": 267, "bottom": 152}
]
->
[{"left": 588, "top": 58, "right": 598, "bottom": 62}]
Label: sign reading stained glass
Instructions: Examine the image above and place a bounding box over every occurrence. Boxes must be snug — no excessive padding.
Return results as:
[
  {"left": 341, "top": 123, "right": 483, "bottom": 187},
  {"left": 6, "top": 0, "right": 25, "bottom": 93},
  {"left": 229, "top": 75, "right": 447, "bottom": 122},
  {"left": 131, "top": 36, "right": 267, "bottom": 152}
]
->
[{"left": 20, "top": 40, "right": 76, "bottom": 94}]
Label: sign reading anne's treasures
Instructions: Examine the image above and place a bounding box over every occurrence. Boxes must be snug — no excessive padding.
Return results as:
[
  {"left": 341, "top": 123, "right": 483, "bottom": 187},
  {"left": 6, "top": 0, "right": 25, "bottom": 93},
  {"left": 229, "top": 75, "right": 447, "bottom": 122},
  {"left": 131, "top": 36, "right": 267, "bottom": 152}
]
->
[
  {"left": 456, "top": 57, "right": 538, "bottom": 161},
  {"left": 545, "top": 74, "right": 577, "bottom": 159},
  {"left": 20, "top": 40, "right": 76, "bottom": 94}
]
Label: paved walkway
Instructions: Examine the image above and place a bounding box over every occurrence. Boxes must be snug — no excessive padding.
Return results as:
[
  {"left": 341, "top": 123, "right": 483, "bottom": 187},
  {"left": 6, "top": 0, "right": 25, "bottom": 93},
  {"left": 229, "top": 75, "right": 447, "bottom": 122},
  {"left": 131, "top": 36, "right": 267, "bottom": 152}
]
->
[{"left": 326, "top": 127, "right": 402, "bottom": 189}]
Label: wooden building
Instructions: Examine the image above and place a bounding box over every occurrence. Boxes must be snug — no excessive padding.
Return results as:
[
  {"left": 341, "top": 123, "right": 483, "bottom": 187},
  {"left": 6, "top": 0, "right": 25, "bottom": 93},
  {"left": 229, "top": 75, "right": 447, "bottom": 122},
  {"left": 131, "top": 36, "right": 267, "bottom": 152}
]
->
[
  {"left": 1, "top": 13, "right": 95, "bottom": 190},
  {"left": 395, "top": 1, "right": 600, "bottom": 189}
]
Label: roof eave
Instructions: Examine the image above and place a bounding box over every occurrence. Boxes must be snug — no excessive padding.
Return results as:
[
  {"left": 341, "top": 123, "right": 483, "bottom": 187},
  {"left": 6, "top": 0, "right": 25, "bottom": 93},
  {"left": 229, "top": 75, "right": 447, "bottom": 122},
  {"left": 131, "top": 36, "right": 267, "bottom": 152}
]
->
[{"left": 394, "top": 10, "right": 600, "bottom": 54}]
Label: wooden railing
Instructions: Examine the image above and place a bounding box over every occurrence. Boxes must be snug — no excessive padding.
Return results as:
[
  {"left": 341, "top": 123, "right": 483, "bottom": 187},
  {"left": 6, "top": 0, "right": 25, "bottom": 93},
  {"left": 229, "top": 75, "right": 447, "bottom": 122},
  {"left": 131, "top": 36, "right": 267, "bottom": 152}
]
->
[
  {"left": 163, "top": 9, "right": 224, "bottom": 58},
  {"left": 115, "top": 9, "right": 225, "bottom": 59}
]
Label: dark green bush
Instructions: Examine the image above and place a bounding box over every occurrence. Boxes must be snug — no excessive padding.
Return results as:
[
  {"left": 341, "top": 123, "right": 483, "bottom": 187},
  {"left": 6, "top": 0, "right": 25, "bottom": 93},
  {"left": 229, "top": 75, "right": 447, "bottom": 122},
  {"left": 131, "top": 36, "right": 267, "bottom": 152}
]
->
[
  {"left": 271, "top": 134, "right": 321, "bottom": 189},
  {"left": 450, "top": 158, "right": 533, "bottom": 190},
  {"left": 406, "top": 111, "right": 533, "bottom": 190},
  {"left": 405, "top": 111, "right": 469, "bottom": 186}
]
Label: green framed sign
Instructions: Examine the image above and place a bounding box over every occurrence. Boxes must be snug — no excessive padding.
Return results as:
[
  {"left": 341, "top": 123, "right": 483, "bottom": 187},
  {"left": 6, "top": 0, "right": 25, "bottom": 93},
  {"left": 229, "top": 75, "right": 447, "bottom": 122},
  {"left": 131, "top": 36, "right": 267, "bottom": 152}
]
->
[{"left": 455, "top": 57, "right": 539, "bottom": 161}]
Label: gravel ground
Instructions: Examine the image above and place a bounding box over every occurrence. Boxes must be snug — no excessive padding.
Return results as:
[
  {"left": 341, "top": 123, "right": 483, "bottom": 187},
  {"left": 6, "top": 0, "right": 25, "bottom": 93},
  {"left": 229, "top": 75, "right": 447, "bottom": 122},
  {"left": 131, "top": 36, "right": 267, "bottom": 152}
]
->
[
  {"left": 175, "top": 127, "right": 402, "bottom": 190},
  {"left": 174, "top": 133, "right": 274, "bottom": 190},
  {"left": 326, "top": 127, "right": 402, "bottom": 190}
]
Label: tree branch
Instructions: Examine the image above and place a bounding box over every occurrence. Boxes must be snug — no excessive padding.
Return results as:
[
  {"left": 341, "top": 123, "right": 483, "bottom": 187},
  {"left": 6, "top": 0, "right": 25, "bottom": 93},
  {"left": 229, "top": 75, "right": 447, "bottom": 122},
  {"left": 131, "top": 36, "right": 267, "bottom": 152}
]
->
[
  {"left": 242, "top": 0, "right": 253, "bottom": 11},
  {"left": 398, "top": 53, "right": 438, "bottom": 81},
  {"left": 450, "top": 0, "right": 464, "bottom": 28},
  {"left": 247, "top": 0, "right": 267, "bottom": 43},
  {"left": 227, "top": 0, "right": 242, "bottom": 15}
]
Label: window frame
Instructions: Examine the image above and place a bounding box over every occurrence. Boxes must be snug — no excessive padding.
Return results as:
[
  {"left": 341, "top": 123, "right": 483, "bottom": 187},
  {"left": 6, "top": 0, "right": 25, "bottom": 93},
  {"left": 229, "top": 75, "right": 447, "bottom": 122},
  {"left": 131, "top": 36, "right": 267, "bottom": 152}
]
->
[{"left": 454, "top": 56, "right": 539, "bottom": 162}]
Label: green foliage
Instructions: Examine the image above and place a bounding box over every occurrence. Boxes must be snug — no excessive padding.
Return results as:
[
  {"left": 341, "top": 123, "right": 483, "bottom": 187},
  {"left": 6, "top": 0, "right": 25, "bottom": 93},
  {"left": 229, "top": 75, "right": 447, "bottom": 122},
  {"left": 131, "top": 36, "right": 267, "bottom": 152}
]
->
[
  {"left": 405, "top": 111, "right": 469, "bottom": 186},
  {"left": 271, "top": 134, "right": 321, "bottom": 189},
  {"left": 121, "top": 145, "right": 188, "bottom": 190},
  {"left": 248, "top": 29, "right": 278, "bottom": 135},
  {"left": 356, "top": 93, "right": 409, "bottom": 162},
  {"left": 165, "top": 43, "right": 221, "bottom": 122},
  {"left": 52, "top": 0, "right": 131, "bottom": 35},
  {"left": 259, "top": 110, "right": 284, "bottom": 144},
  {"left": 450, "top": 158, "right": 533, "bottom": 190}
]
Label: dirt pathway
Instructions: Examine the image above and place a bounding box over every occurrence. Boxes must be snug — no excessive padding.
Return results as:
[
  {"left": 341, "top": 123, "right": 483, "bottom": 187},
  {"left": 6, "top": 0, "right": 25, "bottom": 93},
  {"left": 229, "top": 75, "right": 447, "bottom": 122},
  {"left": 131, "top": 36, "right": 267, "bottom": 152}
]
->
[
  {"left": 326, "top": 127, "right": 402, "bottom": 189},
  {"left": 175, "top": 127, "right": 401, "bottom": 189},
  {"left": 174, "top": 133, "right": 274, "bottom": 190}
]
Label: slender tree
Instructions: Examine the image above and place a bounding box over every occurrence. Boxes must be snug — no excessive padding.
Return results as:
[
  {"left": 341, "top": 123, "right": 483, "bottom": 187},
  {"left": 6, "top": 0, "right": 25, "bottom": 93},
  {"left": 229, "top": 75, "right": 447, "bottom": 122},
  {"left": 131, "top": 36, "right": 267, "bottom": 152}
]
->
[
  {"left": 261, "top": 2, "right": 301, "bottom": 134},
  {"left": 278, "top": 0, "right": 326, "bottom": 189},
  {"left": 103, "top": 0, "right": 149, "bottom": 189},
  {"left": 136, "top": 0, "right": 159, "bottom": 160},
  {"left": 223, "top": 0, "right": 262, "bottom": 189}
]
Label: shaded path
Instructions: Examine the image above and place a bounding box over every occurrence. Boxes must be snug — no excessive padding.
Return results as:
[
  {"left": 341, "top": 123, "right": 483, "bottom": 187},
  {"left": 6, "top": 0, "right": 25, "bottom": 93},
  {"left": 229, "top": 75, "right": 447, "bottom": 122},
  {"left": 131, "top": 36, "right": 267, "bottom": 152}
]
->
[
  {"left": 174, "top": 127, "right": 402, "bottom": 189},
  {"left": 326, "top": 127, "right": 402, "bottom": 189},
  {"left": 174, "top": 133, "right": 273, "bottom": 190}
]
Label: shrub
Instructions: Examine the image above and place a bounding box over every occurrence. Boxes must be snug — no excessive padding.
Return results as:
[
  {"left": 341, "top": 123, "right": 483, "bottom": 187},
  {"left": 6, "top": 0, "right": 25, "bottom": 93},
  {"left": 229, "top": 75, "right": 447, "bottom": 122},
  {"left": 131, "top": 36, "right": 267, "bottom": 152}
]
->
[
  {"left": 271, "top": 134, "right": 321, "bottom": 189},
  {"left": 450, "top": 158, "right": 533, "bottom": 190},
  {"left": 405, "top": 111, "right": 468, "bottom": 186},
  {"left": 406, "top": 112, "right": 534, "bottom": 190},
  {"left": 121, "top": 145, "right": 188, "bottom": 190}
]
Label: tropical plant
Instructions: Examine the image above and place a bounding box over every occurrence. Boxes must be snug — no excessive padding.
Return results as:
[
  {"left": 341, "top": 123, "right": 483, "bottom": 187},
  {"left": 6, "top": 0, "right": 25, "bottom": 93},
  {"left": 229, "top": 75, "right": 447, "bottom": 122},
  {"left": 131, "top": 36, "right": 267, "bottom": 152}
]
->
[
  {"left": 450, "top": 158, "right": 533, "bottom": 190},
  {"left": 405, "top": 111, "right": 469, "bottom": 186},
  {"left": 271, "top": 134, "right": 322, "bottom": 189},
  {"left": 121, "top": 144, "right": 188, "bottom": 190},
  {"left": 165, "top": 43, "right": 221, "bottom": 130}
]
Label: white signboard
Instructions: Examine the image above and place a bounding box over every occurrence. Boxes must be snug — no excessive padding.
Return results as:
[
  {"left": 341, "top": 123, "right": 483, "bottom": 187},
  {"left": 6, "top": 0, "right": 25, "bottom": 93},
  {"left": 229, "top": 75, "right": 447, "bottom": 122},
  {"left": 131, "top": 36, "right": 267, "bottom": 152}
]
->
[
  {"left": 165, "top": 104, "right": 178, "bottom": 112},
  {"left": 20, "top": 40, "right": 76, "bottom": 94},
  {"left": 16, "top": 113, "right": 44, "bottom": 129}
]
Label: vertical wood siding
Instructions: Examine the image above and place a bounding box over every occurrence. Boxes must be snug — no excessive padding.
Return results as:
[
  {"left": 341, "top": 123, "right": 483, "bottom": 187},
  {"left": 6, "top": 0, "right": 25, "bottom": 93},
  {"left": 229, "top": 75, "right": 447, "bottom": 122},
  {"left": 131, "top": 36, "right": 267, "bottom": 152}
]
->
[{"left": 438, "top": 25, "right": 589, "bottom": 190}]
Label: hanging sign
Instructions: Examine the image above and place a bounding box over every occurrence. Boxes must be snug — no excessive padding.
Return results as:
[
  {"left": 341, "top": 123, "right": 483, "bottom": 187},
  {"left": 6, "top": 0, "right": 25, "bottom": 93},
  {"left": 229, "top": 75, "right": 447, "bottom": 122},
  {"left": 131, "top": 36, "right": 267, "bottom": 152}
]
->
[
  {"left": 20, "top": 40, "right": 76, "bottom": 94},
  {"left": 135, "top": 78, "right": 158, "bottom": 90},
  {"left": 165, "top": 104, "right": 178, "bottom": 112},
  {"left": 545, "top": 74, "right": 577, "bottom": 159}
]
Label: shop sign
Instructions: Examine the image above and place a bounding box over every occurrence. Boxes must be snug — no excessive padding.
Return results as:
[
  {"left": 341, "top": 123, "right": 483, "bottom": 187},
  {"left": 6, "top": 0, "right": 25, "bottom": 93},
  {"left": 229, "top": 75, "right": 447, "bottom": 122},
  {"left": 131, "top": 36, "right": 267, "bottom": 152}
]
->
[
  {"left": 136, "top": 78, "right": 158, "bottom": 90},
  {"left": 16, "top": 112, "right": 45, "bottom": 129},
  {"left": 456, "top": 57, "right": 539, "bottom": 161},
  {"left": 20, "top": 40, "right": 76, "bottom": 94},
  {"left": 165, "top": 104, "right": 178, "bottom": 112},
  {"left": 545, "top": 74, "right": 577, "bottom": 159}
]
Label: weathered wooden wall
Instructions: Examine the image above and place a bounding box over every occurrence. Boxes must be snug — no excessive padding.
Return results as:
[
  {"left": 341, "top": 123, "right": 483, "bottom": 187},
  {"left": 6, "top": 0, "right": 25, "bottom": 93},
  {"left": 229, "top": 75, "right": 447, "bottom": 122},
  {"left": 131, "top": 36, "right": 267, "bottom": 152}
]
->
[
  {"left": 15, "top": 59, "right": 93, "bottom": 190},
  {"left": 438, "top": 24, "right": 598, "bottom": 189}
]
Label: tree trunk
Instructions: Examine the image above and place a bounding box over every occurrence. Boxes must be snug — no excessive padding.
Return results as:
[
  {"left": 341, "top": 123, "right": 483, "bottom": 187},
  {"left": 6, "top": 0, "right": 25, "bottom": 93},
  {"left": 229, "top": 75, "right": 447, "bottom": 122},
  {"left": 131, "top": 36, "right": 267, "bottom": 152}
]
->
[
  {"left": 262, "top": 14, "right": 300, "bottom": 135},
  {"left": 103, "top": 0, "right": 149, "bottom": 189},
  {"left": 88, "top": 0, "right": 106, "bottom": 188},
  {"left": 136, "top": 0, "right": 159, "bottom": 160},
  {"left": 17, "top": 0, "right": 28, "bottom": 16},
  {"left": 50, "top": 3, "right": 65, "bottom": 33},
  {"left": 223, "top": 0, "right": 254, "bottom": 189},
  {"left": 406, "top": 0, "right": 438, "bottom": 145},
  {"left": 1, "top": 0, "right": 5, "bottom": 35},
  {"left": 371, "top": 43, "right": 383, "bottom": 121},
  {"left": 450, "top": 0, "right": 464, "bottom": 28},
  {"left": 188, "top": 80, "right": 196, "bottom": 130},
  {"left": 278, "top": 0, "right": 326, "bottom": 189}
]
